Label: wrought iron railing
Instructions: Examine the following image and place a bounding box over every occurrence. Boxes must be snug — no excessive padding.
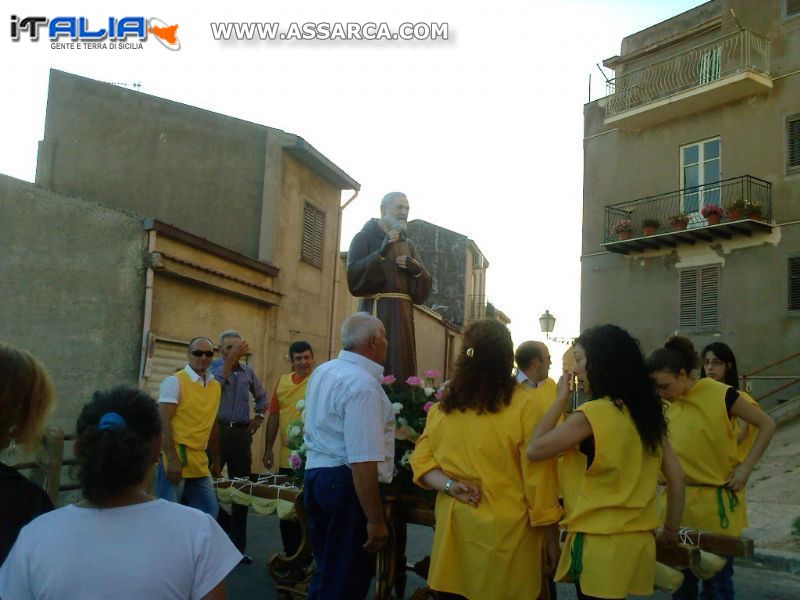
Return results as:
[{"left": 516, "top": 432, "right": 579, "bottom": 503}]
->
[
  {"left": 604, "top": 29, "right": 770, "bottom": 117},
  {"left": 604, "top": 175, "right": 772, "bottom": 243},
  {"left": 466, "top": 295, "right": 486, "bottom": 320}
]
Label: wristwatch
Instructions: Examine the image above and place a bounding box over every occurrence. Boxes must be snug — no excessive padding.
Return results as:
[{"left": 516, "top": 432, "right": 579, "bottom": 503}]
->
[
  {"left": 255, "top": 413, "right": 265, "bottom": 419},
  {"left": 443, "top": 479, "right": 455, "bottom": 496}
]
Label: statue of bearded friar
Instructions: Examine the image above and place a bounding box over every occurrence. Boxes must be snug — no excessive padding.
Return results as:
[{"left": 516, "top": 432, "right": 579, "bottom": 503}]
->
[{"left": 346, "top": 192, "right": 432, "bottom": 383}]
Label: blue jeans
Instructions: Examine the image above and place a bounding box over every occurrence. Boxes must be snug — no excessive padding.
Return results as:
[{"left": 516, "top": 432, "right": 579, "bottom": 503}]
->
[
  {"left": 304, "top": 466, "right": 374, "bottom": 600},
  {"left": 673, "top": 557, "right": 734, "bottom": 600},
  {"left": 156, "top": 459, "right": 218, "bottom": 518}
]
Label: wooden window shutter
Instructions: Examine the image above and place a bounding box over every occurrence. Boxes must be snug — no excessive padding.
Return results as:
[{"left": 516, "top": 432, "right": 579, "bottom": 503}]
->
[
  {"left": 301, "top": 202, "right": 325, "bottom": 268},
  {"left": 789, "top": 257, "right": 800, "bottom": 312},
  {"left": 787, "top": 0, "right": 800, "bottom": 17},
  {"left": 699, "top": 265, "right": 720, "bottom": 331},
  {"left": 788, "top": 114, "right": 800, "bottom": 171},
  {"left": 679, "top": 269, "right": 698, "bottom": 330}
]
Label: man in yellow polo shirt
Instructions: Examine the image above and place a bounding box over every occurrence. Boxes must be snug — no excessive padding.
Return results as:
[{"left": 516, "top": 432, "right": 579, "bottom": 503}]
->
[
  {"left": 156, "top": 336, "right": 227, "bottom": 517},
  {"left": 262, "top": 340, "right": 315, "bottom": 559}
]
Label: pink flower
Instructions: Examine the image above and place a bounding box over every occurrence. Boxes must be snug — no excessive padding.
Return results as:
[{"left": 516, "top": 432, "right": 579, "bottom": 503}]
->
[
  {"left": 423, "top": 369, "right": 440, "bottom": 380},
  {"left": 435, "top": 390, "right": 445, "bottom": 401},
  {"left": 289, "top": 453, "right": 303, "bottom": 470},
  {"left": 423, "top": 401, "right": 434, "bottom": 413},
  {"left": 382, "top": 374, "right": 396, "bottom": 385},
  {"left": 406, "top": 375, "right": 422, "bottom": 387}
]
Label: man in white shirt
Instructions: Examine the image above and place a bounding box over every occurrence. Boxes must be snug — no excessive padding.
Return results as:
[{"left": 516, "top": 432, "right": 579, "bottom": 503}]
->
[
  {"left": 303, "top": 312, "right": 395, "bottom": 600},
  {"left": 515, "top": 340, "right": 552, "bottom": 388}
]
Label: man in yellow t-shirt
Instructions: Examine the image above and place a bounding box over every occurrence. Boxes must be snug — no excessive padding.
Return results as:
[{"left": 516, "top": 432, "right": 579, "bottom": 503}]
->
[
  {"left": 156, "top": 337, "right": 222, "bottom": 517},
  {"left": 262, "top": 340, "right": 315, "bottom": 558}
]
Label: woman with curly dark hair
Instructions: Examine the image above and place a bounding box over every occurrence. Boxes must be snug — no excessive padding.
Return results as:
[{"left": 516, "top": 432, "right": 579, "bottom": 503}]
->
[
  {"left": 529, "top": 324, "right": 685, "bottom": 600},
  {"left": 0, "top": 386, "right": 241, "bottom": 600},
  {"left": 411, "top": 319, "right": 562, "bottom": 599},
  {"left": 647, "top": 336, "right": 774, "bottom": 600}
]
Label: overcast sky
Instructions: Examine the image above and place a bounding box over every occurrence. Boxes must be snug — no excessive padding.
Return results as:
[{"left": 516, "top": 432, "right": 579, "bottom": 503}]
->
[{"left": 1, "top": 0, "right": 704, "bottom": 362}]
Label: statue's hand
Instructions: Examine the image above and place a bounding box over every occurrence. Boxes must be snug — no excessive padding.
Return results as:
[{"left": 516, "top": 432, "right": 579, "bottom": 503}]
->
[
  {"left": 396, "top": 256, "right": 422, "bottom": 275},
  {"left": 380, "top": 231, "right": 401, "bottom": 256}
]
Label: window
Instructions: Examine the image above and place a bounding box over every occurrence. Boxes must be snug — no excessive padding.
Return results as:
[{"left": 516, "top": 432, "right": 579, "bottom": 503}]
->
[
  {"left": 679, "top": 265, "right": 720, "bottom": 332},
  {"left": 698, "top": 45, "right": 721, "bottom": 85},
  {"left": 786, "top": 0, "right": 800, "bottom": 17},
  {"left": 681, "top": 138, "right": 721, "bottom": 216},
  {"left": 790, "top": 257, "right": 800, "bottom": 312},
  {"left": 301, "top": 202, "right": 325, "bottom": 268},
  {"left": 788, "top": 114, "right": 800, "bottom": 173}
]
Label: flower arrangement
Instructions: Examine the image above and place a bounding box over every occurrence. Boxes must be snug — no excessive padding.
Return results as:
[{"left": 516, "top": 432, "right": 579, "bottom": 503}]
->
[
  {"left": 613, "top": 219, "right": 633, "bottom": 234},
  {"left": 285, "top": 398, "right": 306, "bottom": 478},
  {"left": 668, "top": 213, "right": 691, "bottom": 226},
  {"left": 381, "top": 370, "right": 444, "bottom": 498},
  {"left": 383, "top": 370, "right": 442, "bottom": 444},
  {"left": 700, "top": 205, "right": 724, "bottom": 218}
]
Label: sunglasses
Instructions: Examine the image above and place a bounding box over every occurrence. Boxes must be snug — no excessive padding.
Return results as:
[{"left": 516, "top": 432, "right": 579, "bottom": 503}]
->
[{"left": 190, "top": 350, "right": 214, "bottom": 358}]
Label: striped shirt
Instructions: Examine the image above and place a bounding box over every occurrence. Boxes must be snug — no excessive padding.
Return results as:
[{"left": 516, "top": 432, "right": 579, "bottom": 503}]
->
[
  {"left": 304, "top": 350, "right": 395, "bottom": 483},
  {"left": 209, "top": 359, "right": 269, "bottom": 422}
]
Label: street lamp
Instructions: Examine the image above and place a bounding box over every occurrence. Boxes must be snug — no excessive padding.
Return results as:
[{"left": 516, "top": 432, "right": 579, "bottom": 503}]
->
[{"left": 539, "top": 309, "right": 556, "bottom": 340}]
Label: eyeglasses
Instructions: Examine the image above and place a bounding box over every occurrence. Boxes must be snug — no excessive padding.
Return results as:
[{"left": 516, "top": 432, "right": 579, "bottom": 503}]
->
[{"left": 190, "top": 350, "right": 214, "bottom": 358}]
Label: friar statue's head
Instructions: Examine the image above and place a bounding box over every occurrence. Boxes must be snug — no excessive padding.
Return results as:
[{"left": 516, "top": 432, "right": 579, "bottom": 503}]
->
[{"left": 379, "top": 192, "right": 410, "bottom": 233}]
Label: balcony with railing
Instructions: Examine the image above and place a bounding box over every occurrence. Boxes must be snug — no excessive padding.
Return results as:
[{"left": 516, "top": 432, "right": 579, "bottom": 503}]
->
[
  {"left": 603, "top": 175, "right": 773, "bottom": 254},
  {"left": 602, "top": 30, "right": 771, "bottom": 129}
]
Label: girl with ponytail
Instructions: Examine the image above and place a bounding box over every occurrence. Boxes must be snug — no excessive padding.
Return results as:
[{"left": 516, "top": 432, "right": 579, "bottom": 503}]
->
[
  {"left": 647, "top": 336, "right": 775, "bottom": 599},
  {"left": 0, "top": 386, "right": 241, "bottom": 600}
]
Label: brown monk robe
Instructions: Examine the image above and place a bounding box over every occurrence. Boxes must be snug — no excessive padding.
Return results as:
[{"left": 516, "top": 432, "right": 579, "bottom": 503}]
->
[{"left": 347, "top": 218, "right": 431, "bottom": 383}]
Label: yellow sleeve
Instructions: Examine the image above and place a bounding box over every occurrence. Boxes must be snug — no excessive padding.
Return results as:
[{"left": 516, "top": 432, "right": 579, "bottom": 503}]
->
[
  {"left": 410, "top": 404, "right": 440, "bottom": 489},
  {"left": 520, "top": 394, "right": 563, "bottom": 526}
]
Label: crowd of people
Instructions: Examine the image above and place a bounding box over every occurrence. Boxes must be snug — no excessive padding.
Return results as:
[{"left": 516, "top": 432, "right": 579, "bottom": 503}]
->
[{"left": 0, "top": 312, "right": 778, "bottom": 599}]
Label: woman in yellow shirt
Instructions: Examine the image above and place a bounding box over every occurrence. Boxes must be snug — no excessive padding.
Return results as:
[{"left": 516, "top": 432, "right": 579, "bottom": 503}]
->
[
  {"left": 700, "top": 342, "right": 760, "bottom": 463},
  {"left": 411, "top": 319, "right": 562, "bottom": 599},
  {"left": 647, "top": 336, "right": 775, "bottom": 600},
  {"left": 529, "top": 324, "right": 685, "bottom": 600}
]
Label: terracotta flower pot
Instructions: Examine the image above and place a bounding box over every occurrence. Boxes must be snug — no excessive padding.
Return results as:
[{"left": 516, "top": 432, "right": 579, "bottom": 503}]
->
[
  {"left": 671, "top": 222, "right": 688, "bottom": 231},
  {"left": 618, "top": 231, "right": 632, "bottom": 240},
  {"left": 706, "top": 214, "right": 722, "bottom": 225},
  {"left": 728, "top": 209, "right": 742, "bottom": 221},
  {"left": 642, "top": 226, "right": 658, "bottom": 236},
  {"left": 748, "top": 211, "right": 762, "bottom": 221}
]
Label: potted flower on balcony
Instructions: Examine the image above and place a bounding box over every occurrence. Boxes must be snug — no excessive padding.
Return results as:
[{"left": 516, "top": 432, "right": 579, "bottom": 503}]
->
[
  {"left": 729, "top": 199, "right": 763, "bottom": 221},
  {"left": 641, "top": 218, "right": 660, "bottom": 236},
  {"left": 614, "top": 219, "right": 633, "bottom": 240},
  {"left": 700, "top": 204, "right": 724, "bottom": 225},
  {"left": 728, "top": 200, "right": 744, "bottom": 221},
  {"left": 668, "top": 213, "right": 691, "bottom": 231}
]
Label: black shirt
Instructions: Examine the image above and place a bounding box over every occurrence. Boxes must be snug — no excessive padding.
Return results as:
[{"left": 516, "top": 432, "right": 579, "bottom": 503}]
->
[{"left": 0, "top": 462, "right": 54, "bottom": 565}]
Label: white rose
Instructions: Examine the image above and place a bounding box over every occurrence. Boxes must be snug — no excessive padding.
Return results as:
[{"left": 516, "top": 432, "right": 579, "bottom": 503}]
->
[
  {"left": 301, "top": 408, "right": 306, "bottom": 423},
  {"left": 424, "top": 386, "right": 435, "bottom": 397},
  {"left": 399, "top": 450, "right": 413, "bottom": 467},
  {"left": 392, "top": 402, "right": 403, "bottom": 415},
  {"left": 296, "top": 398, "right": 305, "bottom": 410},
  {"left": 288, "top": 425, "right": 302, "bottom": 439},
  {"left": 398, "top": 417, "right": 408, "bottom": 426}
]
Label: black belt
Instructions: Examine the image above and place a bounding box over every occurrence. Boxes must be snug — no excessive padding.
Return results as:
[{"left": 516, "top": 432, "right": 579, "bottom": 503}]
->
[{"left": 218, "top": 420, "right": 248, "bottom": 429}]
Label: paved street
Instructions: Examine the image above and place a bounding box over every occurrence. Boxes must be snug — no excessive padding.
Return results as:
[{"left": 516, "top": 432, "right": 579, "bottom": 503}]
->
[{"left": 229, "top": 516, "right": 800, "bottom": 599}]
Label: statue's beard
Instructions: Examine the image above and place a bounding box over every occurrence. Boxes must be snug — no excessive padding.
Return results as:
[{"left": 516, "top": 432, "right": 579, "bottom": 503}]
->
[{"left": 383, "top": 214, "right": 407, "bottom": 233}]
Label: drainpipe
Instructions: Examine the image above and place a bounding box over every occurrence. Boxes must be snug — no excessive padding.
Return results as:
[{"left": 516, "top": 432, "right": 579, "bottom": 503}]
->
[
  {"left": 328, "top": 190, "right": 359, "bottom": 359},
  {"left": 138, "top": 229, "right": 157, "bottom": 387}
]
